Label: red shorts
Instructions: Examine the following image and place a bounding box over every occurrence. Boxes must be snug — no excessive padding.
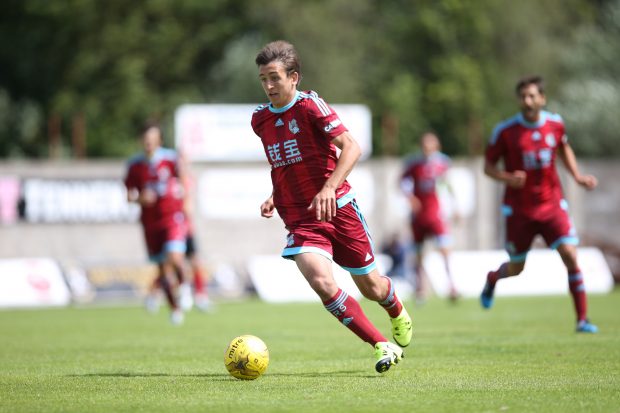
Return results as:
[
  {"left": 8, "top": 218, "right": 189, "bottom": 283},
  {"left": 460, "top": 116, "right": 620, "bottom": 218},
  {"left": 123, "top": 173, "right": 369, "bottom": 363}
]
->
[
  {"left": 504, "top": 203, "right": 578, "bottom": 262},
  {"left": 143, "top": 213, "right": 188, "bottom": 263},
  {"left": 411, "top": 214, "right": 450, "bottom": 246},
  {"left": 282, "top": 200, "right": 376, "bottom": 275}
]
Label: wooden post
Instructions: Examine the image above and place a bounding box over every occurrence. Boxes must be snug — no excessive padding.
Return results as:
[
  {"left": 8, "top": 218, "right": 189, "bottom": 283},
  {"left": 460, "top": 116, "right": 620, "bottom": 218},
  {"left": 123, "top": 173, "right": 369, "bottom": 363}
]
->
[
  {"left": 72, "top": 112, "right": 86, "bottom": 158},
  {"left": 48, "top": 114, "right": 61, "bottom": 159}
]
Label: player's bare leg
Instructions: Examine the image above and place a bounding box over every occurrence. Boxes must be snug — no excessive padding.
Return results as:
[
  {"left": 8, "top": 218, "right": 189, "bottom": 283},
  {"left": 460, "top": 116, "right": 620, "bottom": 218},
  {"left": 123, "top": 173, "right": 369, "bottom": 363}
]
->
[
  {"left": 413, "top": 248, "right": 428, "bottom": 305},
  {"left": 557, "top": 243, "right": 598, "bottom": 333},
  {"left": 438, "top": 246, "right": 459, "bottom": 302},
  {"left": 144, "top": 271, "right": 162, "bottom": 314},
  {"left": 188, "top": 254, "right": 212, "bottom": 312},
  {"left": 169, "top": 251, "right": 193, "bottom": 312},
  {"left": 159, "top": 262, "right": 183, "bottom": 325},
  {"left": 480, "top": 261, "right": 523, "bottom": 309}
]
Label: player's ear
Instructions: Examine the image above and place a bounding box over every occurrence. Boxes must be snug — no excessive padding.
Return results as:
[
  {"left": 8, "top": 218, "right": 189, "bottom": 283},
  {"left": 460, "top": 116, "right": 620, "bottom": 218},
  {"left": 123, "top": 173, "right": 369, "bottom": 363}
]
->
[{"left": 290, "top": 71, "right": 300, "bottom": 86}]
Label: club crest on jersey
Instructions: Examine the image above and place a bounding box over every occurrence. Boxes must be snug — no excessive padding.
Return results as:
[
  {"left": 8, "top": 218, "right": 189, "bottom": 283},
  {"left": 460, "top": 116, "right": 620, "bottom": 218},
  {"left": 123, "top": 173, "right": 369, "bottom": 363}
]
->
[
  {"left": 288, "top": 119, "right": 300, "bottom": 134},
  {"left": 545, "top": 133, "right": 556, "bottom": 147},
  {"left": 275, "top": 118, "right": 284, "bottom": 127}
]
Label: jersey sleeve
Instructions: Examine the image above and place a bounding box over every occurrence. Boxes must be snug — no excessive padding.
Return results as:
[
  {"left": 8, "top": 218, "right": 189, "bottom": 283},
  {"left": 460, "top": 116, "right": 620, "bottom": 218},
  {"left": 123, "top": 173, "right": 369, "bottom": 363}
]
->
[
  {"left": 485, "top": 124, "right": 506, "bottom": 164},
  {"left": 304, "top": 91, "right": 348, "bottom": 139},
  {"left": 124, "top": 164, "right": 138, "bottom": 191}
]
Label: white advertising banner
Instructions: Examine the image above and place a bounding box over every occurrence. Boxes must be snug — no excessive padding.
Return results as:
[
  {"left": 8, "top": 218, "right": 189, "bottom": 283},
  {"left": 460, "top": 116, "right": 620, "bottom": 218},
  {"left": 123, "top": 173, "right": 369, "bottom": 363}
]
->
[
  {"left": 424, "top": 247, "right": 614, "bottom": 298},
  {"left": 197, "top": 166, "right": 375, "bottom": 219},
  {"left": 0, "top": 258, "right": 71, "bottom": 308},
  {"left": 247, "top": 254, "right": 396, "bottom": 303},
  {"left": 175, "top": 103, "right": 372, "bottom": 162}
]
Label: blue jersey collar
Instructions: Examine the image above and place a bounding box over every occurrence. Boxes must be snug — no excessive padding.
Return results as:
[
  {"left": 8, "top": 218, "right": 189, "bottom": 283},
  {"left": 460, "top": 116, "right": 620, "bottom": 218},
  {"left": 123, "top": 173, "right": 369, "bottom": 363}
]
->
[
  {"left": 517, "top": 111, "right": 547, "bottom": 128},
  {"left": 269, "top": 90, "right": 300, "bottom": 113}
]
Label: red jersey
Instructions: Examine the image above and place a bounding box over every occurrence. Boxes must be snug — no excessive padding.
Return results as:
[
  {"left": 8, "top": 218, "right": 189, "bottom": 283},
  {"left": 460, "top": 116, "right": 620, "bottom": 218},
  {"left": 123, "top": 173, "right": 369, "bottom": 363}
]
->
[
  {"left": 485, "top": 111, "right": 567, "bottom": 218},
  {"left": 124, "top": 148, "right": 185, "bottom": 230},
  {"left": 400, "top": 152, "right": 450, "bottom": 220},
  {"left": 251, "top": 90, "right": 351, "bottom": 226}
]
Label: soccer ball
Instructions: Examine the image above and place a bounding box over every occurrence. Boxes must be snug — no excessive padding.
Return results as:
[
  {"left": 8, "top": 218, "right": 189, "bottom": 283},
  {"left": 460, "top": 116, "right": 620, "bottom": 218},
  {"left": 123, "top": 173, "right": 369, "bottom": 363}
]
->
[{"left": 224, "top": 335, "right": 269, "bottom": 380}]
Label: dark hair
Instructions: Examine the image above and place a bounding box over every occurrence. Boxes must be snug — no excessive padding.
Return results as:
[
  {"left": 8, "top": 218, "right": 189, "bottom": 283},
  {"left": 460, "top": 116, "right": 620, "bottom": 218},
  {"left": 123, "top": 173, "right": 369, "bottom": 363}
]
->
[
  {"left": 515, "top": 75, "right": 545, "bottom": 95},
  {"left": 255, "top": 40, "right": 302, "bottom": 80},
  {"left": 140, "top": 120, "right": 163, "bottom": 139}
]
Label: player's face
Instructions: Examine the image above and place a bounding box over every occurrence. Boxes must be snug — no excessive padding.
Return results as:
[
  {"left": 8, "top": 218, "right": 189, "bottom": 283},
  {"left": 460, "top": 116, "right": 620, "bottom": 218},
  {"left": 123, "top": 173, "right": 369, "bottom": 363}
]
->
[
  {"left": 142, "top": 127, "right": 162, "bottom": 158},
  {"left": 421, "top": 133, "right": 440, "bottom": 156},
  {"left": 518, "top": 83, "right": 546, "bottom": 122},
  {"left": 258, "top": 61, "right": 299, "bottom": 108}
]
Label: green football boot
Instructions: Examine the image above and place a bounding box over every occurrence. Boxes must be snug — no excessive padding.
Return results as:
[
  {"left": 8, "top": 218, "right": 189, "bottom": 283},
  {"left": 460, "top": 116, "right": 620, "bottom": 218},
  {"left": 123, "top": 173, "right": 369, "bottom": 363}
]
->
[
  {"left": 391, "top": 307, "right": 413, "bottom": 347},
  {"left": 374, "top": 342, "right": 404, "bottom": 373}
]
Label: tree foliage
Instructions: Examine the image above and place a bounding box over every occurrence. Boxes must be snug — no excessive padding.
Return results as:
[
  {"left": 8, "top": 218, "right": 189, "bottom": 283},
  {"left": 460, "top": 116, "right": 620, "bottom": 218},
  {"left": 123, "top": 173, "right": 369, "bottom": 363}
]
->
[{"left": 0, "top": 0, "right": 616, "bottom": 159}]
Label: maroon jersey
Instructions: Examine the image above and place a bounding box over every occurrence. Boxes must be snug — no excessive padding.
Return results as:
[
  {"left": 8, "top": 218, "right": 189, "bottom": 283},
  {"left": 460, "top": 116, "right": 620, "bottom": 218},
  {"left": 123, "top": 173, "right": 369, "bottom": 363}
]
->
[
  {"left": 251, "top": 90, "right": 351, "bottom": 226},
  {"left": 124, "top": 148, "right": 185, "bottom": 230},
  {"left": 401, "top": 152, "right": 451, "bottom": 221},
  {"left": 485, "top": 111, "right": 567, "bottom": 219}
]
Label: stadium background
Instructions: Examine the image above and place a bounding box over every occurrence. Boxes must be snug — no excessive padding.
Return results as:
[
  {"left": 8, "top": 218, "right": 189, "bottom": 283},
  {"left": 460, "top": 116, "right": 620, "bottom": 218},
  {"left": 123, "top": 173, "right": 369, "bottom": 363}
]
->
[{"left": 1, "top": 0, "right": 619, "bottom": 303}]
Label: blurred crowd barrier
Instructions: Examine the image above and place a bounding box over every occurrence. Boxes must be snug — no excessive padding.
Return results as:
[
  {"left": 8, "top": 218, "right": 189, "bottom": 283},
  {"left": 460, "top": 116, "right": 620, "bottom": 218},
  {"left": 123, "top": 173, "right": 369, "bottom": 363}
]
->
[{"left": 0, "top": 158, "right": 618, "bottom": 306}]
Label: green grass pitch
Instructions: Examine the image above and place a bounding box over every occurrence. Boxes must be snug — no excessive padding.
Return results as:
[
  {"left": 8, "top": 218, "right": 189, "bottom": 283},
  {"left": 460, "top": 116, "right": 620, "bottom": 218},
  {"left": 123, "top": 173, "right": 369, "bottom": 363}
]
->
[{"left": 1, "top": 290, "right": 619, "bottom": 413}]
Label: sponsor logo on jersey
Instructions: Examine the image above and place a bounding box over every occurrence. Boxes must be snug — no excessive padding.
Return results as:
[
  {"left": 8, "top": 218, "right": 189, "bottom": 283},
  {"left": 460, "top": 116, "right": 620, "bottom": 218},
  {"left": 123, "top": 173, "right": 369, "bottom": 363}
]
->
[
  {"left": 323, "top": 118, "right": 342, "bottom": 132},
  {"left": 531, "top": 131, "right": 541, "bottom": 141},
  {"left": 342, "top": 317, "right": 353, "bottom": 326},
  {"left": 365, "top": 252, "right": 373, "bottom": 261},
  {"left": 288, "top": 119, "right": 300, "bottom": 134},
  {"left": 275, "top": 118, "right": 284, "bottom": 127}
]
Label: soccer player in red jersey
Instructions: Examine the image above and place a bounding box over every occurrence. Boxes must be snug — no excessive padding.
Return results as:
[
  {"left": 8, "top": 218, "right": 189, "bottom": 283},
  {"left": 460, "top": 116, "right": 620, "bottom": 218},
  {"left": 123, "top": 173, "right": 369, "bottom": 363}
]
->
[
  {"left": 401, "top": 132, "right": 459, "bottom": 304},
  {"left": 481, "top": 76, "right": 599, "bottom": 333},
  {"left": 124, "top": 122, "right": 193, "bottom": 325},
  {"left": 252, "top": 40, "right": 412, "bottom": 373}
]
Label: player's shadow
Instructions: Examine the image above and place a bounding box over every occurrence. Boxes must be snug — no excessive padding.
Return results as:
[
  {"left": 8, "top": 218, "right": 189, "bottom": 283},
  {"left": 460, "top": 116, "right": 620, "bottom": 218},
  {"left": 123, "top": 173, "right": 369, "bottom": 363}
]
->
[
  {"left": 68, "top": 370, "right": 378, "bottom": 379},
  {"left": 68, "top": 372, "right": 231, "bottom": 380}
]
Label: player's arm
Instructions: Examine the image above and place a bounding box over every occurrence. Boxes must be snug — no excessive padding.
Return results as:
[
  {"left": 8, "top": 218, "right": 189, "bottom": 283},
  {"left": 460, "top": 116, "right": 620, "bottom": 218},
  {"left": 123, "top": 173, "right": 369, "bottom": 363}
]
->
[
  {"left": 308, "top": 130, "right": 361, "bottom": 222},
  {"left": 484, "top": 159, "right": 526, "bottom": 189},
  {"left": 400, "top": 175, "right": 421, "bottom": 214},
  {"left": 127, "top": 187, "right": 156, "bottom": 207},
  {"left": 260, "top": 191, "right": 275, "bottom": 218},
  {"left": 124, "top": 168, "right": 155, "bottom": 207},
  {"left": 557, "top": 142, "right": 598, "bottom": 190}
]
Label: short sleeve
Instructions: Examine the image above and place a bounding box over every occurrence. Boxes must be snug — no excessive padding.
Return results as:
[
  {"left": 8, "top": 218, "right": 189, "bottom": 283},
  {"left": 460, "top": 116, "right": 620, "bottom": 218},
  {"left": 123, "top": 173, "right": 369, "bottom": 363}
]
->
[{"left": 304, "top": 91, "right": 348, "bottom": 139}]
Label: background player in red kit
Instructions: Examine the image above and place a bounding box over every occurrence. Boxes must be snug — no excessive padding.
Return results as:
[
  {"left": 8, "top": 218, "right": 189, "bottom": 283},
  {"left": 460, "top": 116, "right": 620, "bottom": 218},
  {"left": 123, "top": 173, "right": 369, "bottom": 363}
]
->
[
  {"left": 179, "top": 153, "right": 212, "bottom": 312},
  {"left": 400, "top": 132, "right": 459, "bottom": 303},
  {"left": 252, "top": 40, "right": 412, "bottom": 373},
  {"left": 124, "top": 122, "right": 193, "bottom": 325},
  {"left": 481, "top": 75, "right": 599, "bottom": 333}
]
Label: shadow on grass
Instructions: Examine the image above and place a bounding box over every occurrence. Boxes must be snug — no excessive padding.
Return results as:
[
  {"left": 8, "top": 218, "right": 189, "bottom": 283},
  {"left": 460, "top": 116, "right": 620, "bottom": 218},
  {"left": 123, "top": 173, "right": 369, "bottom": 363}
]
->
[{"left": 68, "top": 370, "right": 378, "bottom": 379}]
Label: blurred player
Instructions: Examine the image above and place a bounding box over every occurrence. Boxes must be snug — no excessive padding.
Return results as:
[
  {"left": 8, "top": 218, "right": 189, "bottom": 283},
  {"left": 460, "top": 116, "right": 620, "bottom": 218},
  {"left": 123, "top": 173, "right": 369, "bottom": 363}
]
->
[
  {"left": 400, "top": 132, "right": 459, "bottom": 304},
  {"left": 481, "top": 75, "right": 599, "bottom": 333},
  {"left": 179, "top": 153, "right": 212, "bottom": 312},
  {"left": 124, "top": 121, "right": 193, "bottom": 325},
  {"left": 252, "top": 40, "right": 412, "bottom": 373}
]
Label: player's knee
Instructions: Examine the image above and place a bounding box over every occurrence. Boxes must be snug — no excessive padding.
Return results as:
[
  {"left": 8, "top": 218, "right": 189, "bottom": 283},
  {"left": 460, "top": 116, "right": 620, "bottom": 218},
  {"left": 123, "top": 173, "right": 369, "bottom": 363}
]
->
[
  {"left": 358, "top": 280, "right": 384, "bottom": 301},
  {"left": 307, "top": 276, "right": 336, "bottom": 297},
  {"left": 507, "top": 262, "right": 525, "bottom": 276}
]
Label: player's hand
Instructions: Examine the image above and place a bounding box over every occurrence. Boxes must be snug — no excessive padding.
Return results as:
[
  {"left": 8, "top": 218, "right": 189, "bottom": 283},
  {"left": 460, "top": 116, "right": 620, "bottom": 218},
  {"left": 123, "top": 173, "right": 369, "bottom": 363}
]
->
[
  {"left": 139, "top": 188, "right": 157, "bottom": 206},
  {"left": 576, "top": 174, "right": 598, "bottom": 190},
  {"left": 409, "top": 196, "right": 422, "bottom": 214},
  {"left": 507, "top": 170, "right": 527, "bottom": 188},
  {"left": 260, "top": 196, "right": 275, "bottom": 218},
  {"left": 308, "top": 186, "right": 337, "bottom": 222}
]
